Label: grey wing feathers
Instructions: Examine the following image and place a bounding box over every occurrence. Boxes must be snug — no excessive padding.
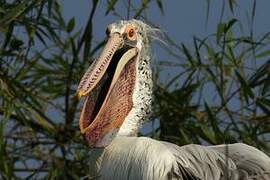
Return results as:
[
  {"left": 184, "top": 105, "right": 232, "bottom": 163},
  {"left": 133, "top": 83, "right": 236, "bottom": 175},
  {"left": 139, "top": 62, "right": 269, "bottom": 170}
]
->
[
  {"left": 163, "top": 142, "right": 270, "bottom": 180},
  {"left": 163, "top": 142, "right": 237, "bottom": 180},
  {"left": 210, "top": 143, "right": 270, "bottom": 179}
]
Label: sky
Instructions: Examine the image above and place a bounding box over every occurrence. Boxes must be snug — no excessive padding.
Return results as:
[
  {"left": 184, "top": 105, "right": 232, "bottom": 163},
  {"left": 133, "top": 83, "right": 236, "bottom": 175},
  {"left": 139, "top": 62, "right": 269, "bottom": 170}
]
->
[
  {"left": 61, "top": 1, "right": 270, "bottom": 43},
  {"left": 61, "top": 0, "right": 270, "bottom": 77}
]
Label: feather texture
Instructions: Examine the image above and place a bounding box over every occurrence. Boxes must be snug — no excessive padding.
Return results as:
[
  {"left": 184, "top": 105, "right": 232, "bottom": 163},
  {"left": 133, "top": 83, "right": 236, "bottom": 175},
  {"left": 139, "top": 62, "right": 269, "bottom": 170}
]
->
[{"left": 89, "top": 137, "right": 270, "bottom": 180}]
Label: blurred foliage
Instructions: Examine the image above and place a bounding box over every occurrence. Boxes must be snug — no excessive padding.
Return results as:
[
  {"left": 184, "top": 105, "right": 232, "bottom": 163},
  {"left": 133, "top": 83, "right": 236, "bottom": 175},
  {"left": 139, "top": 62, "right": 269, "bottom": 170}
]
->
[
  {"left": 153, "top": 1, "right": 270, "bottom": 153},
  {"left": 0, "top": 0, "right": 269, "bottom": 179}
]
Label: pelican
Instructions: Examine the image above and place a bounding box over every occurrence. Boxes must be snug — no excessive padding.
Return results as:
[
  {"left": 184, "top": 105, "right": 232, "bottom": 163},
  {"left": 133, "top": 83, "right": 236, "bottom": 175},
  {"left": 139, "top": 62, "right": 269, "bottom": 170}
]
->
[{"left": 77, "top": 19, "right": 270, "bottom": 180}]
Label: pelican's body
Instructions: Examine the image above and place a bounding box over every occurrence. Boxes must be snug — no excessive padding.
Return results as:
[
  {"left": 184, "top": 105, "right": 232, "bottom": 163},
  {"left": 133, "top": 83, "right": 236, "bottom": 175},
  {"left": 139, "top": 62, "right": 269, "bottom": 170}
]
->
[
  {"left": 77, "top": 20, "right": 270, "bottom": 180},
  {"left": 89, "top": 137, "right": 270, "bottom": 180}
]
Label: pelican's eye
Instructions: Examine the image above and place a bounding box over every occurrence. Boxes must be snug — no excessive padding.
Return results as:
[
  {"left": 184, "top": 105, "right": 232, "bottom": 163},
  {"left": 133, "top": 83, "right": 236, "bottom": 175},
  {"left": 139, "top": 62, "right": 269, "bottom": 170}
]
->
[
  {"left": 128, "top": 29, "right": 134, "bottom": 38},
  {"left": 126, "top": 26, "right": 136, "bottom": 41}
]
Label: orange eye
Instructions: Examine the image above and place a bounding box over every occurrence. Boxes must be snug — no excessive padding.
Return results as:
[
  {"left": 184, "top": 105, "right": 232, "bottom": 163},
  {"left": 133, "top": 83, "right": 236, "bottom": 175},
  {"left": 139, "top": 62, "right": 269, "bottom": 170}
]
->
[
  {"left": 128, "top": 29, "right": 134, "bottom": 38},
  {"left": 126, "top": 26, "right": 136, "bottom": 40}
]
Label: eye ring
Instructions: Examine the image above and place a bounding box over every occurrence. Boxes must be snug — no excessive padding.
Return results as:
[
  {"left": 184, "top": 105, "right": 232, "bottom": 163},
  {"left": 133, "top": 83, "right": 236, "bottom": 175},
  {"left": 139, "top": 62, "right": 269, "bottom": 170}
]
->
[
  {"left": 126, "top": 26, "right": 136, "bottom": 40},
  {"left": 128, "top": 29, "right": 135, "bottom": 38}
]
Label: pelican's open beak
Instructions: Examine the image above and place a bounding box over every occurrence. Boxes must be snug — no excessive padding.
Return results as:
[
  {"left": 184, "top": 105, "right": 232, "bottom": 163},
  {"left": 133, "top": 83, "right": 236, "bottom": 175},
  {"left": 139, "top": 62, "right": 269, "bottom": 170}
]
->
[{"left": 77, "top": 33, "right": 138, "bottom": 147}]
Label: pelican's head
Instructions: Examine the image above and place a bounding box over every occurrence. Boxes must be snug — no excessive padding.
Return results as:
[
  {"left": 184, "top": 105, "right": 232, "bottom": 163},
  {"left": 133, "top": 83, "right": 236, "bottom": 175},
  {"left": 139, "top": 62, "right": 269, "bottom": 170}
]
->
[{"left": 77, "top": 19, "right": 153, "bottom": 147}]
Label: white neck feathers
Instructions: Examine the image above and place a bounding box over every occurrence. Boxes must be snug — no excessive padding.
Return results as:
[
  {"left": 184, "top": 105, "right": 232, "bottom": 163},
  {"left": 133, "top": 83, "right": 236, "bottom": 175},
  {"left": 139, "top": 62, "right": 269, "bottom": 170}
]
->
[{"left": 118, "top": 50, "right": 153, "bottom": 136}]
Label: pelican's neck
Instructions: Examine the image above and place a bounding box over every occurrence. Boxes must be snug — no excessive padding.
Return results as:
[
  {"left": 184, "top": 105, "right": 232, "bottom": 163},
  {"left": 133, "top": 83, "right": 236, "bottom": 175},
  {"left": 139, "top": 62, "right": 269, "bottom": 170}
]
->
[{"left": 118, "top": 47, "right": 152, "bottom": 137}]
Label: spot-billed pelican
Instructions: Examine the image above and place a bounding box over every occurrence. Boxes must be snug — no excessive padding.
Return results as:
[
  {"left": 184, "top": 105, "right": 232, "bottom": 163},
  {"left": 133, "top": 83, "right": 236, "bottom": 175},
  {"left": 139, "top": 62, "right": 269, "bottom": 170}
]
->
[{"left": 77, "top": 19, "right": 270, "bottom": 180}]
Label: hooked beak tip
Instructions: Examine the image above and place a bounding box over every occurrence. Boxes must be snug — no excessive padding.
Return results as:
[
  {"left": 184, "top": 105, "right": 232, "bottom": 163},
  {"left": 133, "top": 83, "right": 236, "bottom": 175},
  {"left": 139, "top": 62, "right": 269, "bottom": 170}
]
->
[{"left": 77, "top": 91, "right": 85, "bottom": 99}]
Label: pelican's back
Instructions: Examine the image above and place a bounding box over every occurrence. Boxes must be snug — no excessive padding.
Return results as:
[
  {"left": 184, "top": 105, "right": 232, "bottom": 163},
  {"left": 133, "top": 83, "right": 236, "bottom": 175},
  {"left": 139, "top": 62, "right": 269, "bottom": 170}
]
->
[
  {"left": 90, "top": 137, "right": 270, "bottom": 180},
  {"left": 97, "top": 137, "right": 177, "bottom": 180}
]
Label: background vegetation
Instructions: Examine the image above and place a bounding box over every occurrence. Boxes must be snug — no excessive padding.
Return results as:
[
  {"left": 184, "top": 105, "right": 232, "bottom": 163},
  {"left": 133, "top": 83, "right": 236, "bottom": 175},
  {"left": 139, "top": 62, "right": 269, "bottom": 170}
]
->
[{"left": 0, "top": 0, "right": 269, "bottom": 179}]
